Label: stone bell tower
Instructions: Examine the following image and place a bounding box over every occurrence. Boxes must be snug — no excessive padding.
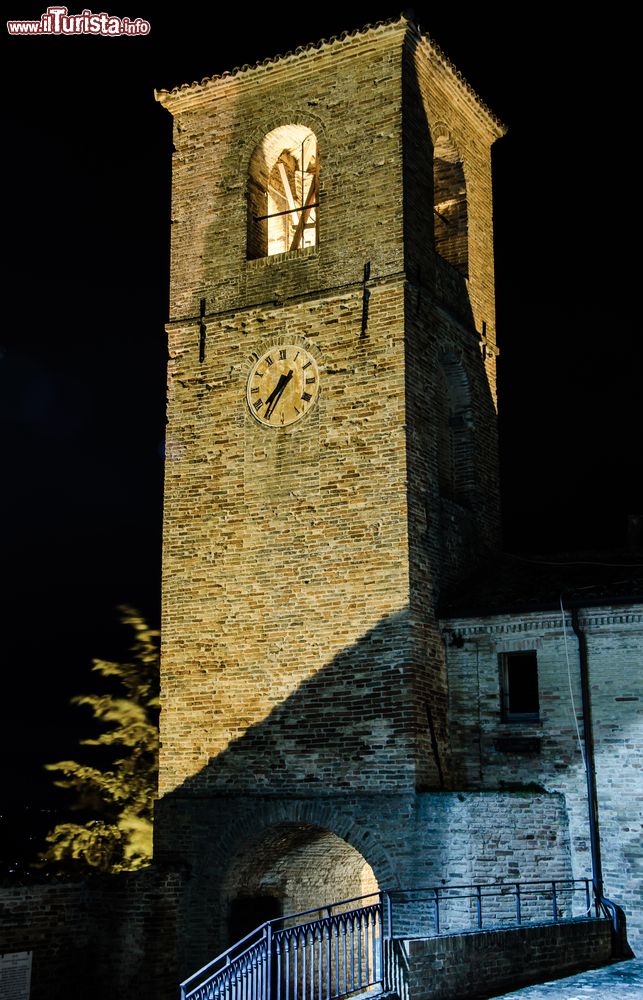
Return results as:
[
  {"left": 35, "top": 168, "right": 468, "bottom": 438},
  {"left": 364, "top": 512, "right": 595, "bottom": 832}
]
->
[{"left": 155, "top": 13, "right": 505, "bottom": 974}]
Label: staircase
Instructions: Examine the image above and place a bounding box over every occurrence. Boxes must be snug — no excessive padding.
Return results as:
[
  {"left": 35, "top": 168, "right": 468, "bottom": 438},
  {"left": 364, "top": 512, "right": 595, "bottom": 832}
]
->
[
  {"left": 180, "top": 878, "right": 612, "bottom": 1000},
  {"left": 180, "top": 892, "right": 393, "bottom": 1000}
]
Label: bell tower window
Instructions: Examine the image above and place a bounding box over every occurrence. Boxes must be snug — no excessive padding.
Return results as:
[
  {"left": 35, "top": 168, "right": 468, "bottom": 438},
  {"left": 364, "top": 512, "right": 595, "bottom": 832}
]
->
[
  {"left": 433, "top": 134, "right": 468, "bottom": 277},
  {"left": 247, "top": 125, "right": 319, "bottom": 259}
]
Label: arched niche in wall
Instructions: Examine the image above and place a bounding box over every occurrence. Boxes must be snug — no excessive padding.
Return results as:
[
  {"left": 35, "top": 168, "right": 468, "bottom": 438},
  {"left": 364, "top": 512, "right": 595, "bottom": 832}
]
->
[{"left": 436, "top": 350, "right": 474, "bottom": 505}]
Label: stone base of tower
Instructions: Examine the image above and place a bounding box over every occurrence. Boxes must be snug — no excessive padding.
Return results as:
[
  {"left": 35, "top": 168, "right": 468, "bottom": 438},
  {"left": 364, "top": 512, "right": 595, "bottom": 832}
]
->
[
  {"left": 154, "top": 788, "right": 575, "bottom": 984},
  {"left": 1, "top": 787, "right": 608, "bottom": 1000}
]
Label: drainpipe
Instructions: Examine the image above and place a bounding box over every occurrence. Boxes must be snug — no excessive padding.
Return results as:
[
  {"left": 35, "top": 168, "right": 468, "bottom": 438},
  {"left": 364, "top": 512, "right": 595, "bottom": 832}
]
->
[
  {"left": 570, "top": 606, "right": 604, "bottom": 901},
  {"left": 570, "top": 607, "right": 631, "bottom": 957}
]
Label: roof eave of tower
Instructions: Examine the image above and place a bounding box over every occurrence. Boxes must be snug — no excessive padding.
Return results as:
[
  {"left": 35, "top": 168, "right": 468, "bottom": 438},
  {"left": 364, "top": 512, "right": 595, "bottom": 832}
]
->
[
  {"left": 154, "top": 13, "right": 506, "bottom": 137},
  {"left": 414, "top": 31, "right": 507, "bottom": 139},
  {"left": 154, "top": 14, "right": 410, "bottom": 112}
]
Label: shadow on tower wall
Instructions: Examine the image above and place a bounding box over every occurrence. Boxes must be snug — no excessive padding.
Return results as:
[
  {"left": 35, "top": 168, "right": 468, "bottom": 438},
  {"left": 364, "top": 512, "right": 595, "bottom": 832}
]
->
[
  {"left": 154, "top": 607, "right": 575, "bottom": 979},
  {"left": 158, "top": 607, "right": 424, "bottom": 801}
]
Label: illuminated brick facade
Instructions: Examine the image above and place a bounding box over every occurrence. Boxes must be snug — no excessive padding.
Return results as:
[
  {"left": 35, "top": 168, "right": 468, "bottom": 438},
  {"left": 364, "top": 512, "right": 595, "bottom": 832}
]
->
[
  {"left": 155, "top": 16, "right": 502, "bottom": 803},
  {"left": 0, "top": 19, "right": 636, "bottom": 1000},
  {"left": 152, "top": 14, "right": 636, "bottom": 985},
  {"left": 443, "top": 602, "right": 643, "bottom": 950}
]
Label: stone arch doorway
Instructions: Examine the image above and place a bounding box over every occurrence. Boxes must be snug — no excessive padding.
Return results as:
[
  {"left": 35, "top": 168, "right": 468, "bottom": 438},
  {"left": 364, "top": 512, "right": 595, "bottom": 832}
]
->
[{"left": 221, "top": 823, "right": 379, "bottom": 945}]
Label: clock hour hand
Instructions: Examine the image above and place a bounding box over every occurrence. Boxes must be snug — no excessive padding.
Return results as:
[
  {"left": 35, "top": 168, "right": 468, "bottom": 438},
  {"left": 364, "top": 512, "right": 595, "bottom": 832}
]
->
[{"left": 264, "top": 369, "right": 293, "bottom": 420}]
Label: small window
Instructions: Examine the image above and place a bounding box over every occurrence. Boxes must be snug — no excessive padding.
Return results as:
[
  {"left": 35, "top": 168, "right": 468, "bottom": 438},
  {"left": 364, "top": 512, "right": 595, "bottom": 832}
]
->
[
  {"left": 247, "top": 125, "right": 319, "bottom": 259},
  {"left": 500, "top": 651, "right": 540, "bottom": 722}
]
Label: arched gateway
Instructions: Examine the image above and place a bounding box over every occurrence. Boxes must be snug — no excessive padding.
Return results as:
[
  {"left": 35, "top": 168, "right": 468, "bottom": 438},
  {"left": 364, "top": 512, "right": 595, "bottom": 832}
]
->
[{"left": 222, "top": 823, "right": 379, "bottom": 944}]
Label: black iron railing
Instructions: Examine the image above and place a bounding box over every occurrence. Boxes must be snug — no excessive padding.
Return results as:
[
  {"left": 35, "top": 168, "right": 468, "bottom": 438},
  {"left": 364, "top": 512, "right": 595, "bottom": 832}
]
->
[
  {"left": 181, "top": 878, "right": 606, "bottom": 1000},
  {"left": 181, "top": 892, "right": 383, "bottom": 1000},
  {"left": 385, "top": 878, "right": 595, "bottom": 937}
]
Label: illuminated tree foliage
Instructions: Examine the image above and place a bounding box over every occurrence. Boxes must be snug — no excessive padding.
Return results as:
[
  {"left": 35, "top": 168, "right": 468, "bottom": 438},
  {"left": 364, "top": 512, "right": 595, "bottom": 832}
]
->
[{"left": 40, "top": 607, "right": 159, "bottom": 873}]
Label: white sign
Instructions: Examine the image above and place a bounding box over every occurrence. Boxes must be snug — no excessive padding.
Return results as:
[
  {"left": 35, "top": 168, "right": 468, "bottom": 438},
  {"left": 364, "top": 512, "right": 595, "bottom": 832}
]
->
[{"left": 0, "top": 952, "right": 32, "bottom": 1000}]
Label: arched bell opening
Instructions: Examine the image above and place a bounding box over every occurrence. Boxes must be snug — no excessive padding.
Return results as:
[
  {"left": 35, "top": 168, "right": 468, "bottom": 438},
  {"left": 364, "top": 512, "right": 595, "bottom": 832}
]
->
[
  {"left": 433, "top": 134, "right": 468, "bottom": 277},
  {"left": 247, "top": 124, "right": 319, "bottom": 259}
]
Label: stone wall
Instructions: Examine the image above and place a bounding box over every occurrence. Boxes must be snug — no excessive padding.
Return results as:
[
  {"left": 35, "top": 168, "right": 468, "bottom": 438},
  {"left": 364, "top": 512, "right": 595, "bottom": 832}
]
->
[
  {"left": 0, "top": 866, "right": 183, "bottom": 1000},
  {"left": 403, "top": 917, "right": 613, "bottom": 999},
  {"left": 154, "top": 789, "right": 573, "bottom": 980},
  {"left": 444, "top": 604, "right": 643, "bottom": 949}
]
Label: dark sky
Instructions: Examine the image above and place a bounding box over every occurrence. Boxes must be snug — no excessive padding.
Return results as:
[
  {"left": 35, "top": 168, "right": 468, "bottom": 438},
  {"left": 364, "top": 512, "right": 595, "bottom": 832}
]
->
[{"left": 1, "top": 8, "right": 640, "bottom": 827}]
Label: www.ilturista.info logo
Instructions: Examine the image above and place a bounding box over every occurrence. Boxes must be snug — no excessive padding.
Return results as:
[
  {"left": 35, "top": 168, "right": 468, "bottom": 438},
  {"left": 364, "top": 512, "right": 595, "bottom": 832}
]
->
[{"left": 7, "top": 6, "right": 150, "bottom": 35}]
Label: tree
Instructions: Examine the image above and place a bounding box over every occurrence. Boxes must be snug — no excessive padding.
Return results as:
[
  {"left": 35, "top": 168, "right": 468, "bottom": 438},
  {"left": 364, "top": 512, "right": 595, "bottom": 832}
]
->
[{"left": 39, "top": 607, "right": 159, "bottom": 874}]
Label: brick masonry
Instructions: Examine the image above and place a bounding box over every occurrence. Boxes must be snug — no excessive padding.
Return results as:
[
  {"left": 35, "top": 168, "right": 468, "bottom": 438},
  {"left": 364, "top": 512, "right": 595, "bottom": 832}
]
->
[
  {"left": 0, "top": 866, "right": 183, "bottom": 1000},
  {"left": 154, "top": 790, "right": 574, "bottom": 978},
  {"left": 149, "top": 13, "right": 620, "bottom": 992},
  {"left": 2, "top": 17, "right": 624, "bottom": 1000},
  {"left": 403, "top": 918, "right": 613, "bottom": 999},
  {"left": 442, "top": 605, "right": 643, "bottom": 950},
  {"left": 155, "top": 16, "right": 504, "bottom": 805}
]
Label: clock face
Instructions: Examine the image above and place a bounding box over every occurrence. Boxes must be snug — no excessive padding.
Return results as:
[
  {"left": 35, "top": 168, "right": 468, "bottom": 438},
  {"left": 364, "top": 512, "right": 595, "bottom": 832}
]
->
[{"left": 246, "top": 345, "right": 319, "bottom": 427}]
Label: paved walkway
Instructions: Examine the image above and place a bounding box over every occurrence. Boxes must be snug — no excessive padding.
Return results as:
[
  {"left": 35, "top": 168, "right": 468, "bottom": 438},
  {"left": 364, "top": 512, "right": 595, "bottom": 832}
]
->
[{"left": 491, "top": 958, "right": 643, "bottom": 997}]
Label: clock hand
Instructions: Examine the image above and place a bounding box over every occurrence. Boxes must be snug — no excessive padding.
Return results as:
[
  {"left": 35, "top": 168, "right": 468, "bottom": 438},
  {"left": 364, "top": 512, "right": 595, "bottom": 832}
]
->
[{"left": 264, "top": 369, "right": 293, "bottom": 419}]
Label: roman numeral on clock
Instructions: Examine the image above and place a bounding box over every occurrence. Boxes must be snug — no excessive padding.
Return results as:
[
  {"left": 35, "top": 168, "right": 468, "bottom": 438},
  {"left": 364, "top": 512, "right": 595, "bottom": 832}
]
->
[
  {"left": 279, "top": 349, "right": 287, "bottom": 360},
  {"left": 253, "top": 399, "right": 264, "bottom": 411},
  {"left": 301, "top": 392, "right": 312, "bottom": 402}
]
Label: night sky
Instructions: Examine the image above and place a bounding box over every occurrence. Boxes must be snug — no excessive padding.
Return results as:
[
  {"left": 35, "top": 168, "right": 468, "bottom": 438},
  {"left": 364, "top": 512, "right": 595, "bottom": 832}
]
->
[{"left": 1, "top": 7, "right": 640, "bottom": 854}]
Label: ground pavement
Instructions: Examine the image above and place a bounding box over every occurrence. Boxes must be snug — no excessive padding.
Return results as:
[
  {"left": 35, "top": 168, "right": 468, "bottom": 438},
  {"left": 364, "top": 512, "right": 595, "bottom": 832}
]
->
[{"left": 491, "top": 958, "right": 643, "bottom": 998}]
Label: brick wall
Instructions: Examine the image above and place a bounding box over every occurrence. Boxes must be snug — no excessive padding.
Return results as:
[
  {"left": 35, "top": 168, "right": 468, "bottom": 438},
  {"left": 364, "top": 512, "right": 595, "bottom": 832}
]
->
[
  {"left": 0, "top": 866, "right": 183, "bottom": 1000},
  {"left": 444, "top": 604, "right": 643, "bottom": 949},
  {"left": 160, "top": 285, "right": 418, "bottom": 797},
  {"left": 0, "top": 881, "right": 88, "bottom": 1000},
  {"left": 155, "top": 15, "right": 504, "bottom": 802},
  {"left": 402, "top": 29, "right": 502, "bottom": 402},
  {"left": 154, "top": 789, "right": 573, "bottom": 978},
  {"left": 157, "top": 21, "right": 407, "bottom": 323},
  {"left": 403, "top": 917, "right": 613, "bottom": 999}
]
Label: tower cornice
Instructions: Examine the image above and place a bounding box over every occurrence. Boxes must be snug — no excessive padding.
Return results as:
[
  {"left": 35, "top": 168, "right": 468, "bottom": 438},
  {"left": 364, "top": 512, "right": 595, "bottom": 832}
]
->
[{"left": 154, "top": 13, "right": 506, "bottom": 137}]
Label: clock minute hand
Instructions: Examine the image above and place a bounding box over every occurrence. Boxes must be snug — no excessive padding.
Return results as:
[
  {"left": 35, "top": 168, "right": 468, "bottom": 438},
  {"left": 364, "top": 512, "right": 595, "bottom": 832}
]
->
[{"left": 264, "top": 369, "right": 293, "bottom": 420}]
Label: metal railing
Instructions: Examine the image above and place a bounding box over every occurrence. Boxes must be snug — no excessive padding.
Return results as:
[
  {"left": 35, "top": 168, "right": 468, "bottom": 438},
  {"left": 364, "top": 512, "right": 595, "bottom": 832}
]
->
[
  {"left": 383, "top": 938, "right": 410, "bottom": 1000},
  {"left": 385, "top": 878, "right": 595, "bottom": 937},
  {"left": 180, "top": 878, "right": 605, "bottom": 1000},
  {"left": 180, "top": 893, "right": 383, "bottom": 1000}
]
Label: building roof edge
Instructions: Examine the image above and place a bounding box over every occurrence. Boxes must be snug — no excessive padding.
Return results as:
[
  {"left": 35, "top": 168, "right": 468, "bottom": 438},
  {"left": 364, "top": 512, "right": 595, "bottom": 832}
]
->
[{"left": 154, "top": 13, "right": 506, "bottom": 134}]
